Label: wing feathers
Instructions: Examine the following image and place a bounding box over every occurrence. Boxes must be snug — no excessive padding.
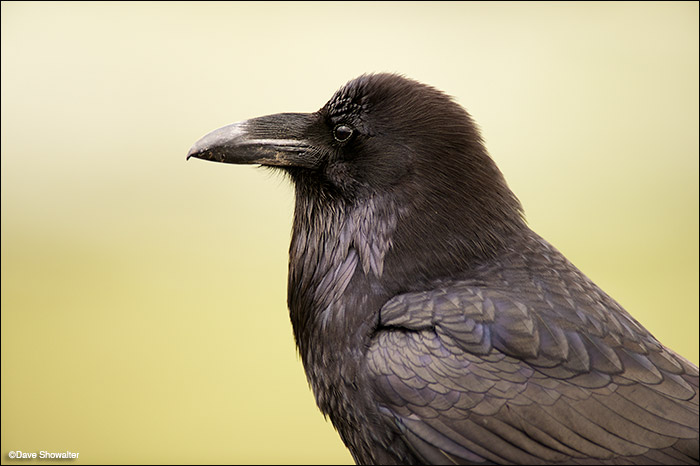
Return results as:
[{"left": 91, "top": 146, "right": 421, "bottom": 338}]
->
[{"left": 368, "top": 264, "right": 699, "bottom": 464}]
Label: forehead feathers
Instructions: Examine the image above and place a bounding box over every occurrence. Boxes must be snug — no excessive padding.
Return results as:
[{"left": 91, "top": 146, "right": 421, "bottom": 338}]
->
[{"left": 323, "top": 74, "right": 457, "bottom": 129}]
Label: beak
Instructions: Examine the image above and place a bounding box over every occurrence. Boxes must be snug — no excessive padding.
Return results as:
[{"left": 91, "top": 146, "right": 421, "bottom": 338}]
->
[{"left": 187, "top": 112, "right": 320, "bottom": 168}]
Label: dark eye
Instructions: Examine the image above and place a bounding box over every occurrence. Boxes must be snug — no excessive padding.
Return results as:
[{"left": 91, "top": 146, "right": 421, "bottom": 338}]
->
[{"left": 333, "top": 124, "right": 354, "bottom": 143}]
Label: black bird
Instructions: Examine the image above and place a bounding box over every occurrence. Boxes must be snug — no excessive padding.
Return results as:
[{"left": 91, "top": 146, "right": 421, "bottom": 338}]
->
[{"left": 187, "top": 74, "right": 699, "bottom": 464}]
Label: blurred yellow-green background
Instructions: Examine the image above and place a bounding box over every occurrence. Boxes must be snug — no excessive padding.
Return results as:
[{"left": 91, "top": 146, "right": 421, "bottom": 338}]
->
[{"left": 1, "top": 2, "right": 698, "bottom": 464}]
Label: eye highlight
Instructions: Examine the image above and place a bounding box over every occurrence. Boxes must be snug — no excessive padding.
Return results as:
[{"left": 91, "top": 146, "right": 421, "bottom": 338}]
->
[{"left": 333, "top": 124, "right": 354, "bottom": 143}]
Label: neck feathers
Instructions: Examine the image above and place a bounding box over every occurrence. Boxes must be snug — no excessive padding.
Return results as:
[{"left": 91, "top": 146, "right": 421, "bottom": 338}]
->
[{"left": 288, "top": 188, "right": 396, "bottom": 363}]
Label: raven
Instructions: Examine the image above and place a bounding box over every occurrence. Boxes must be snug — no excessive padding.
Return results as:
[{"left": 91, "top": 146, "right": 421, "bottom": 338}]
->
[{"left": 188, "top": 73, "right": 699, "bottom": 464}]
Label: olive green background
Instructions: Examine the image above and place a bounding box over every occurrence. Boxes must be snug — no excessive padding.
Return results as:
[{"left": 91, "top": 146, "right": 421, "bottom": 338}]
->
[{"left": 1, "top": 2, "right": 698, "bottom": 464}]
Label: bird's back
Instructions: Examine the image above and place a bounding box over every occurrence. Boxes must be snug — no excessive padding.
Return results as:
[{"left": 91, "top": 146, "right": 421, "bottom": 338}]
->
[{"left": 362, "top": 231, "right": 699, "bottom": 464}]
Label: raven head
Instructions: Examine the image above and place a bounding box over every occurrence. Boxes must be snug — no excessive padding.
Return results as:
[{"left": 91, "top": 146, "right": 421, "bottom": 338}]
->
[
  {"left": 189, "top": 74, "right": 510, "bottom": 200},
  {"left": 189, "top": 74, "right": 525, "bottom": 276}
]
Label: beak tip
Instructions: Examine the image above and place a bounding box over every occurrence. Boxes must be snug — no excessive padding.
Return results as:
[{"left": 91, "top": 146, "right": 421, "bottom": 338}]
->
[
  {"left": 187, "top": 127, "right": 230, "bottom": 162},
  {"left": 186, "top": 144, "right": 205, "bottom": 161}
]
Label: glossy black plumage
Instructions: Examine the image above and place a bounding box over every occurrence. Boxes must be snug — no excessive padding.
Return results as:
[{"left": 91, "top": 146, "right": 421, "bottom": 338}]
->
[{"left": 188, "top": 74, "right": 699, "bottom": 464}]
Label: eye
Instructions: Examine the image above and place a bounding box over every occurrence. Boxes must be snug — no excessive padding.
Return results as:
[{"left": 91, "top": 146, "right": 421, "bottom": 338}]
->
[{"left": 333, "top": 124, "right": 354, "bottom": 143}]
